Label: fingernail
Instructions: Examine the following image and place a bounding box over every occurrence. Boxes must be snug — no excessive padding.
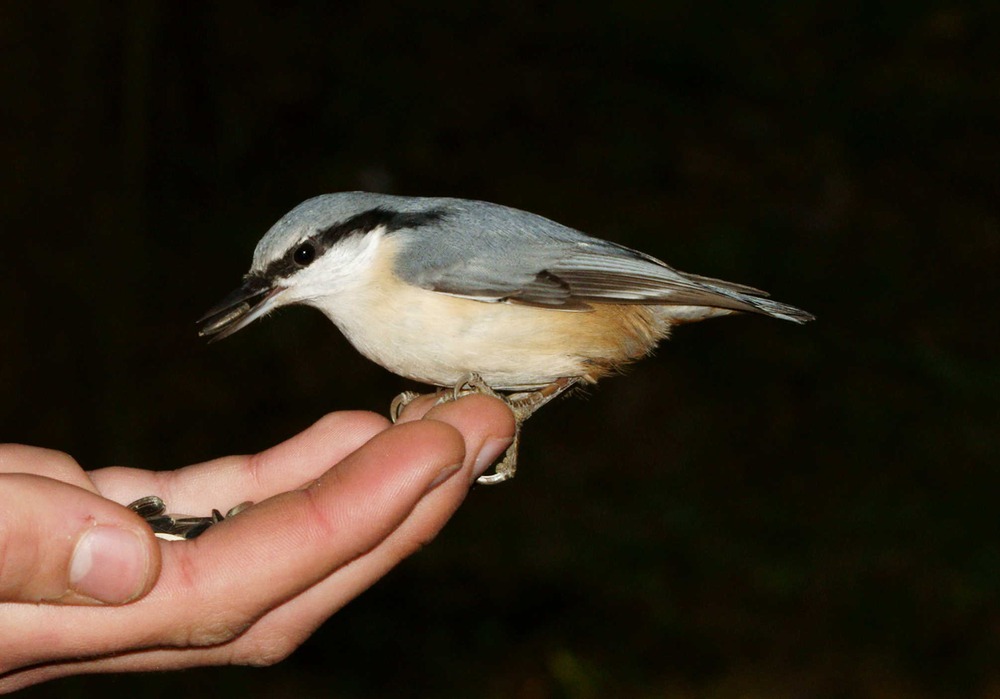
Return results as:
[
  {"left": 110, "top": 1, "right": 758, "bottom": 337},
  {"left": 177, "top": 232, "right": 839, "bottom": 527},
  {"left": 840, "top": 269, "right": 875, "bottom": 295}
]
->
[
  {"left": 427, "top": 462, "right": 463, "bottom": 492},
  {"left": 70, "top": 526, "right": 150, "bottom": 604},
  {"left": 473, "top": 437, "right": 513, "bottom": 481}
]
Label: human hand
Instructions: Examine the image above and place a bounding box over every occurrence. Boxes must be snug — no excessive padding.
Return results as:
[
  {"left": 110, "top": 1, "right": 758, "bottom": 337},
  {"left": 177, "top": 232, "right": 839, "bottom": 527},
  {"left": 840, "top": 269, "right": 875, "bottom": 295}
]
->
[{"left": 0, "top": 394, "right": 514, "bottom": 692}]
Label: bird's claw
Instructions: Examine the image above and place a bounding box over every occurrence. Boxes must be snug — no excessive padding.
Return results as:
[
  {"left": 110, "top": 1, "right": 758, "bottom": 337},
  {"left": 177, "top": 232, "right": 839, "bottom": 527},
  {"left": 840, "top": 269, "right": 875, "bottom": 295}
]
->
[
  {"left": 390, "top": 390, "right": 422, "bottom": 423},
  {"left": 389, "top": 374, "right": 577, "bottom": 485}
]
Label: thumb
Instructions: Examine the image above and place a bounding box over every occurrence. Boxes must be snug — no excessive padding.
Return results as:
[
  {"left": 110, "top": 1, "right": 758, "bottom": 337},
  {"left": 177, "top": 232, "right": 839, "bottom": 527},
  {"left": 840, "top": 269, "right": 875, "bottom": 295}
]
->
[{"left": 0, "top": 474, "right": 161, "bottom": 605}]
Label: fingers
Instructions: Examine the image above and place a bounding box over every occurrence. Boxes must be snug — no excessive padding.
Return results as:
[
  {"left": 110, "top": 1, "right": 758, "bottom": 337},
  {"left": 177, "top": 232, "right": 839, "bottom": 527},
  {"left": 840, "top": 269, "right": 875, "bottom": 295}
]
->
[
  {"left": 90, "top": 410, "right": 392, "bottom": 514},
  {"left": 167, "top": 395, "right": 513, "bottom": 652},
  {"left": 145, "top": 417, "right": 472, "bottom": 646},
  {"left": 0, "top": 396, "right": 515, "bottom": 686},
  {"left": 0, "top": 473, "right": 160, "bottom": 606},
  {"left": 232, "top": 395, "right": 515, "bottom": 653},
  {"left": 423, "top": 394, "right": 515, "bottom": 481},
  {"left": 212, "top": 395, "right": 513, "bottom": 639},
  {"left": 0, "top": 403, "right": 477, "bottom": 670},
  {"left": 393, "top": 393, "right": 514, "bottom": 477},
  {"left": 0, "top": 444, "right": 99, "bottom": 491}
]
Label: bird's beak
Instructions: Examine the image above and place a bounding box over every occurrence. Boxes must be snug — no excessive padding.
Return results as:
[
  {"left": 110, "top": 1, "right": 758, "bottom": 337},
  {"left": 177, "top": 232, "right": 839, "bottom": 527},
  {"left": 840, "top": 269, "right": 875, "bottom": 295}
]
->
[{"left": 197, "top": 275, "right": 284, "bottom": 342}]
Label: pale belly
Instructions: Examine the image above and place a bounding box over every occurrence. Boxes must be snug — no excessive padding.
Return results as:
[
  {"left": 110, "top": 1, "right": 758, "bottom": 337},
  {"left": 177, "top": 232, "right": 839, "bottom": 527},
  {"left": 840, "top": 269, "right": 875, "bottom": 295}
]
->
[{"left": 321, "top": 285, "right": 665, "bottom": 390}]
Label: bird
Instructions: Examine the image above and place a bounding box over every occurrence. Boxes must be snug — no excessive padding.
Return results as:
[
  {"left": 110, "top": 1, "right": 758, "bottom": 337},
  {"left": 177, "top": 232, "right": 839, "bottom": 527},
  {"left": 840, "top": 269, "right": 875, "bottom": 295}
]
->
[{"left": 199, "top": 192, "right": 814, "bottom": 484}]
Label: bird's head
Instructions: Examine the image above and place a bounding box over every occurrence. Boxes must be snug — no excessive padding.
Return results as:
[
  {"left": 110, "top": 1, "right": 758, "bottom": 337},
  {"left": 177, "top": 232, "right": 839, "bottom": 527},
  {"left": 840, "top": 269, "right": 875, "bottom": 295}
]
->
[{"left": 197, "top": 192, "right": 446, "bottom": 341}]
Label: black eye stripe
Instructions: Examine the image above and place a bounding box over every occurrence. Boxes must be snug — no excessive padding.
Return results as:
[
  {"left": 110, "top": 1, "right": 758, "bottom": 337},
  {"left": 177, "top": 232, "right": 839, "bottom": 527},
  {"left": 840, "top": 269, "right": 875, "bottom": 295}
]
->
[
  {"left": 260, "top": 206, "right": 448, "bottom": 280},
  {"left": 316, "top": 207, "right": 448, "bottom": 247}
]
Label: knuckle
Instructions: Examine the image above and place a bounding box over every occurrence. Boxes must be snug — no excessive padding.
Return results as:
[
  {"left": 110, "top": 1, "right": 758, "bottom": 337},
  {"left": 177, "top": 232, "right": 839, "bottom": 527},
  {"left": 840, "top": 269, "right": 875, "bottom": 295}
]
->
[
  {"left": 41, "top": 448, "right": 78, "bottom": 473},
  {"left": 184, "top": 612, "right": 252, "bottom": 647},
  {"left": 391, "top": 527, "right": 437, "bottom": 562},
  {"left": 242, "top": 452, "right": 267, "bottom": 494},
  {"left": 300, "top": 481, "right": 344, "bottom": 543},
  {"left": 314, "top": 409, "right": 388, "bottom": 435},
  {"left": 233, "top": 633, "right": 302, "bottom": 667},
  {"left": 166, "top": 551, "right": 251, "bottom": 647},
  {"left": 0, "top": 445, "right": 77, "bottom": 476}
]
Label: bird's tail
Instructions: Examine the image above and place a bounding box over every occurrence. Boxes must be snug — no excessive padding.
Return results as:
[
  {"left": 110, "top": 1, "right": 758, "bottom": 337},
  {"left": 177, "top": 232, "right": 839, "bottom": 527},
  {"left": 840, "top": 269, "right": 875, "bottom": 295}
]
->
[{"left": 664, "top": 272, "right": 815, "bottom": 324}]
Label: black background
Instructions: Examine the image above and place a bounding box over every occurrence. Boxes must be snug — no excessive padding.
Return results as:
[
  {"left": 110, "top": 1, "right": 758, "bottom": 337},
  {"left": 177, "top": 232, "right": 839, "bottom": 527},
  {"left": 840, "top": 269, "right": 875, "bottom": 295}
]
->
[{"left": 4, "top": 2, "right": 998, "bottom": 697}]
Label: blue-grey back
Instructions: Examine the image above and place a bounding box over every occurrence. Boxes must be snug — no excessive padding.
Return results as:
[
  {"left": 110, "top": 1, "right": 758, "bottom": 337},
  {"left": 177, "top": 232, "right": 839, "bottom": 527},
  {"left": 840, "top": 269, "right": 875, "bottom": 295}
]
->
[{"left": 255, "top": 192, "right": 813, "bottom": 323}]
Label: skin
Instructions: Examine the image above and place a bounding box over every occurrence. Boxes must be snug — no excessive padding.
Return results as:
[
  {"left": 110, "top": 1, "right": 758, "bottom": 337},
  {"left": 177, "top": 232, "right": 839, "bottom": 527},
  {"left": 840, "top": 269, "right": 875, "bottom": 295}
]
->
[{"left": 0, "top": 394, "right": 514, "bottom": 692}]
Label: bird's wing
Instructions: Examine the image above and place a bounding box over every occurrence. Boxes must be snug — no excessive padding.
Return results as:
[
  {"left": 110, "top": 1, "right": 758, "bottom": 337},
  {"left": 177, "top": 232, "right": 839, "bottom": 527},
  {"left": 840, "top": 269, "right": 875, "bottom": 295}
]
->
[
  {"left": 418, "top": 242, "right": 814, "bottom": 323},
  {"left": 393, "top": 203, "right": 814, "bottom": 323}
]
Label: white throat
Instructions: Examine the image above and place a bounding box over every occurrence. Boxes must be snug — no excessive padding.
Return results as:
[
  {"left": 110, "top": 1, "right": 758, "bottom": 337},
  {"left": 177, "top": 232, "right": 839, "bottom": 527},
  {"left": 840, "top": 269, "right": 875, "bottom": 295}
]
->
[{"left": 282, "top": 228, "right": 388, "bottom": 310}]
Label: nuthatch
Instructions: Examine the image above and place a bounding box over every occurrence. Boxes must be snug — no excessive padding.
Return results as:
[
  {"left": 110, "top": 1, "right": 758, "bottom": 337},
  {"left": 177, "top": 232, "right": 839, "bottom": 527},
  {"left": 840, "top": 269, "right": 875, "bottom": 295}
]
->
[{"left": 199, "top": 192, "right": 813, "bottom": 485}]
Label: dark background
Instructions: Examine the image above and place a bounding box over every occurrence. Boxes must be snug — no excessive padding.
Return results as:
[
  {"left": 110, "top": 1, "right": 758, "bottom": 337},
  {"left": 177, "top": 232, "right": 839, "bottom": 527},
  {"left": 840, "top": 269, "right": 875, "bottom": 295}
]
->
[{"left": 4, "top": 2, "right": 998, "bottom": 697}]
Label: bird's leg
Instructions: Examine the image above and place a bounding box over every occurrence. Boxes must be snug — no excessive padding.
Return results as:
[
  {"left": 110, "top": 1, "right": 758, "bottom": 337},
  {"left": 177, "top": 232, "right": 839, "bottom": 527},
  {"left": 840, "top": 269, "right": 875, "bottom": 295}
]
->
[
  {"left": 499, "top": 377, "right": 580, "bottom": 423},
  {"left": 431, "top": 374, "right": 579, "bottom": 485},
  {"left": 390, "top": 375, "right": 577, "bottom": 483}
]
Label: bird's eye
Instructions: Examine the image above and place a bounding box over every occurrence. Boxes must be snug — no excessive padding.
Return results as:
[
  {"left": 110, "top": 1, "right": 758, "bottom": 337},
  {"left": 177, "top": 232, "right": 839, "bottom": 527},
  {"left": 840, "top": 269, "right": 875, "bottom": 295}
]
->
[{"left": 293, "top": 242, "right": 316, "bottom": 266}]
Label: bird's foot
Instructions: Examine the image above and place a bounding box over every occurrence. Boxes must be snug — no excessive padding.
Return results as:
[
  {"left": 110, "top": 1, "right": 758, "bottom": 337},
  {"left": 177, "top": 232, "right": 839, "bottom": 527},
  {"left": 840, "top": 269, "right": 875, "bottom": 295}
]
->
[
  {"left": 390, "top": 390, "right": 423, "bottom": 423},
  {"left": 502, "top": 376, "right": 580, "bottom": 423},
  {"left": 127, "top": 495, "right": 252, "bottom": 540},
  {"left": 447, "top": 374, "right": 520, "bottom": 484},
  {"left": 390, "top": 374, "right": 578, "bottom": 485}
]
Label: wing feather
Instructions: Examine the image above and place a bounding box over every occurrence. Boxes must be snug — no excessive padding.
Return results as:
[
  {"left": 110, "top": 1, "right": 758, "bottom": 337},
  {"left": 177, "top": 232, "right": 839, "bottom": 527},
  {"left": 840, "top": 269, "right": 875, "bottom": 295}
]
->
[{"left": 392, "top": 201, "right": 813, "bottom": 324}]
